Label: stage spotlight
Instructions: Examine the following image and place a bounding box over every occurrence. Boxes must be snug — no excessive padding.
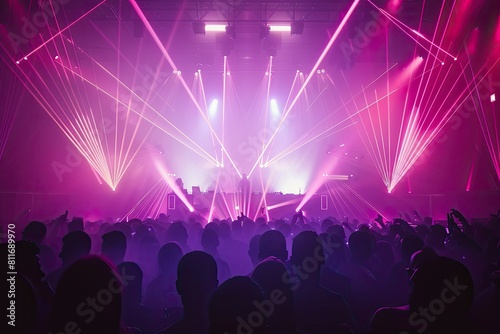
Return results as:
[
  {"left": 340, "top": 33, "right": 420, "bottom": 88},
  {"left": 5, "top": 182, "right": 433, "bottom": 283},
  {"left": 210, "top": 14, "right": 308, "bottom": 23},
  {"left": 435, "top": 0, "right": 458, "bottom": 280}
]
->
[
  {"left": 209, "top": 99, "right": 218, "bottom": 117},
  {"left": 291, "top": 21, "right": 304, "bottom": 35},
  {"left": 321, "top": 69, "right": 325, "bottom": 73},
  {"left": 16, "top": 61, "right": 20, "bottom": 64},
  {"left": 226, "top": 25, "right": 236, "bottom": 40},
  {"left": 24, "top": 57, "right": 27, "bottom": 60},
  {"left": 192, "top": 21, "right": 206, "bottom": 35},
  {"left": 270, "top": 99, "right": 279, "bottom": 116},
  {"left": 491, "top": 94, "right": 496, "bottom": 102},
  {"left": 227, "top": 71, "right": 231, "bottom": 76},
  {"left": 54, "top": 55, "right": 59, "bottom": 60},
  {"left": 177, "top": 70, "right": 182, "bottom": 76},
  {"left": 260, "top": 25, "right": 270, "bottom": 39}
]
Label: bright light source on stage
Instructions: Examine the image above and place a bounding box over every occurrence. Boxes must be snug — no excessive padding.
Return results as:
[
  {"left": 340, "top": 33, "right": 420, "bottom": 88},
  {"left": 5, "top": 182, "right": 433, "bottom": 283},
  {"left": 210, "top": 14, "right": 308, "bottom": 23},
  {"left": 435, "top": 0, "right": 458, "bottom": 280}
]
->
[
  {"left": 260, "top": 164, "right": 264, "bottom": 168},
  {"left": 270, "top": 99, "right": 279, "bottom": 116},
  {"left": 295, "top": 208, "right": 300, "bottom": 212},
  {"left": 54, "top": 56, "right": 59, "bottom": 60},
  {"left": 316, "top": 70, "right": 321, "bottom": 74},
  {"left": 270, "top": 25, "right": 291, "bottom": 32},
  {"left": 177, "top": 71, "right": 182, "bottom": 76},
  {"left": 189, "top": 207, "right": 195, "bottom": 212},
  {"left": 491, "top": 94, "right": 496, "bottom": 102},
  {"left": 195, "top": 72, "right": 199, "bottom": 76},
  {"left": 205, "top": 24, "right": 226, "bottom": 32},
  {"left": 24, "top": 57, "right": 28, "bottom": 61},
  {"left": 441, "top": 62, "right": 445, "bottom": 65},
  {"left": 227, "top": 71, "right": 231, "bottom": 76},
  {"left": 209, "top": 99, "right": 218, "bottom": 116},
  {"left": 235, "top": 206, "right": 240, "bottom": 210},
  {"left": 265, "top": 71, "right": 269, "bottom": 76},
  {"left": 388, "top": 189, "right": 392, "bottom": 194},
  {"left": 296, "top": 69, "right": 300, "bottom": 72},
  {"left": 16, "top": 61, "right": 19, "bottom": 64},
  {"left": 454, "top": 57, "right": 457, "bottom": 61},
  {"left": 173, "top": 70, "right": 178, "bottom": 74},
  {"left": 419, "top": 56, "right": 424, "bottom": 60},
  {"left": 321, "top": 69, "right": 326, "bottom": 73}
]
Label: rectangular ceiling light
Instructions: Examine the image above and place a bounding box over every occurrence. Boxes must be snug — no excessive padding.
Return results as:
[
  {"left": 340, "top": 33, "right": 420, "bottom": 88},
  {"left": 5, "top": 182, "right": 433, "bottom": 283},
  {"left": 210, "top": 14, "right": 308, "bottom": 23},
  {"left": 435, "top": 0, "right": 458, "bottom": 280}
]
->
[
  {"left": 269, "top": 25, "right": 291, "bottom": 32},
  {"left": 205, "top": 24, "right": 227, "bottom": 32}
]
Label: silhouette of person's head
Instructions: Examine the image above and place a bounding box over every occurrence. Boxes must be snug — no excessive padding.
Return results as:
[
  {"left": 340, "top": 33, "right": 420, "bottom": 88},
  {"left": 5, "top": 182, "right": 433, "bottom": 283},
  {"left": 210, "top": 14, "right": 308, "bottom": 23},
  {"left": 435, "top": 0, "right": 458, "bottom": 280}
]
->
[
  {"left": 101, "top": 230, "right": 126, "bottom": 265},
  {"left": 248, "top": 234, "right": 262, "bottom": 267},
  {"left": 60, "top": 231, "right": 91, "bottom": 266},
  {"left": 158, "top": 242, "right": 183, "bottom": 276},
  {"left": 326, "top": 224, "right": 346, "bottom": 239},
  {"left": 166, "top": 221, "right": 189, "bottom": 247},
  {"left": 176, "top": 251, "right": 218, "bottom": 311},
  {"left": 291, "top": 231, "right": 324, "bottom": 280},
  {"left": 48, "top": 256, "right": 123, "bottom": 334},
  {"left": 259, "top": 230, "right": 288, "bottom": 263},
  {"left": 407, "top": 247, "right": 438, "bottom": 274},
  {"left": 201, "top": 228, "right": 220, "bottom": 253},
  {"left": 218, "top": 222, "right": 231, "bottom": 239},
  {"left": 348, "top": 230, "right": 373, "bottom": 264},
  {"left": 400, "top": 234, "right": 424, "bottom": 263},
  {"left": 321, "top": 219, "right": 334, "bottom": 233},
  {"left": 209, "top": 276, "right": 267, "bottom": 334},
  {"left": 408, "top": 256, "right": 474, "bottom": 333},
  {"left": 252, "top": 257, "right": 296, "bottom": 333},
  {"left": 117, "top": 262, "right": 143, "bottom": 304},
  {"left": 22, "top": 221, "right": 46, "bottom": 244},
  {"left": 427, "top": 224, "right": 447, "bottom": 248}
]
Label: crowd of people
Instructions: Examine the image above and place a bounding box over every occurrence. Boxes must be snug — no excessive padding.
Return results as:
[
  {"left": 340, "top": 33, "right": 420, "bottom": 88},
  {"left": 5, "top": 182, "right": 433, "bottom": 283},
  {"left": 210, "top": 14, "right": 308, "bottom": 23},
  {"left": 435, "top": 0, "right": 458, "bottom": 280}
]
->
[{"left": 3, "top": 207, "right": 500, "bottom": 334}]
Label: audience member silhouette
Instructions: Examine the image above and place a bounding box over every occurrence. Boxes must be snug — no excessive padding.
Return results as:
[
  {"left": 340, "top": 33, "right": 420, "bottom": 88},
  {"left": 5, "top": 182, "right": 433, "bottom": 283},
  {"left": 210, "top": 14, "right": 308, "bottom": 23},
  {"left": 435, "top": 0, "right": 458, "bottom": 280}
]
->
[
  {"left": 165, "top": 222, "right": 191, "bottom": 253},
  {"left": 258, "top": 229, "right": 288, "bottom": 263},
  {"left": 144, "top": 242, "right": 184, "bottom": 326},
  {"left": 22, "top": 220, "right": 59, "bottom": 275},
  {"left": 118, "top": 262, "right": 156, "bottom": 334},
  {"left": 370, "top": 256, "right": 474, "bottom": 334},
  {"left": 2, "top": 241, "right": 52, "bottom": 333},
  {"left": 101, "top": 230, "right": 127, "bottom": 267},
  {"left": 387, "top": 234, "right": 424, "bottom": 306},
  {"left": 290, "top": 231, "right": 355, "bottom": 334},
  {"left": 251, "top": 256, "right": 298, "bottom": 334},
  {"left": 209, "top": 276, "right": 267, "bottom": 334},
  {"left": 201, "top": 228, "right": 231, "bottom": 283},
  {"left": 45, "top": 230, "right": 91, "bottom": 291},
  {"left": 158, "top": 251, "right": 218, "bottom": 334},
  {"left": 248, "top": 234, "right": 262, "bottom": 268},
  {"left": 47, "top": 255, "right": 129, "bottom": 334}
]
